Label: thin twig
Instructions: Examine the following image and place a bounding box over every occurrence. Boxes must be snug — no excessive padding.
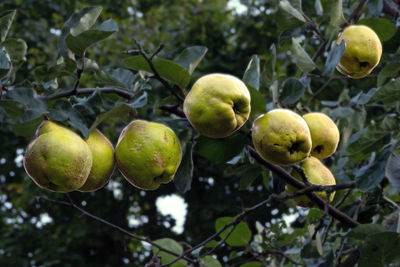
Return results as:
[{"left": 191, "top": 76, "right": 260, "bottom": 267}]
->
[
  {"left": 72, "top": 52, "right": 86, "bottom": 94},
  {"left": 159, "top": 105, "right": 185, "bottom": 118},
  {"left": 204, "top": 224, "right": 237, "bottom": 256},
  {"left": 292, "top": 165, "right": 311, "bottom": 186},
  {"left": 40, "top": 87, "right": 134, "bottom": 101},
  {"left": 307, "top": 77, "right": 334, "bottom": 105},
  {"left": 340, "top": 0, "right": 368, "bottom": 28},
  {"left": 37, "top": 195, "right": 196, "bottom": 264},
  {"left": 312, "top": 191, "right": 332, "bottom": 240}
]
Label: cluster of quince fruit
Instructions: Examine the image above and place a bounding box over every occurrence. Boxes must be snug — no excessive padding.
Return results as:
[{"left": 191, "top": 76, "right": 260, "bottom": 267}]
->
[
  {"left": 24, "top": 119, "right": 182, "bottom": 192},
  {"left": 23, "top": 24, "right": 381, "bottom": 199}
]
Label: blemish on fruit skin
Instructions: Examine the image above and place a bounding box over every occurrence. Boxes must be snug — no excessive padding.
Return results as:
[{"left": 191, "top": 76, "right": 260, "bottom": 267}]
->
[{"left": 164, "top": 132, "right": 168, "bottom": 142}]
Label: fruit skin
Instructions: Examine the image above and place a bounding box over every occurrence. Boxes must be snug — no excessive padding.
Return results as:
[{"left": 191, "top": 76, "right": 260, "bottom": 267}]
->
[
  {"left": 303, "top": 112, "right": 340, "bottom": 159},
  {"left": 251, "top": 109, "right": 312, "bottom": 166},
  {"left": 115, "top": 120, "right": 182, "bottom": 190},
  {"left": 78, "top": 129, "right": 115, "bottom": 192},
  {"left": 336, "top": 25, "right": 382, "bottom": 79},
  {"left": 183, "top": 73, "right": 251, "bottom": 138},
  {"left": 287, "top": 156, "right": 336, "bottom": 208},
  {"left": 23, "top": 121, "right": 93, "bottom": 192}
]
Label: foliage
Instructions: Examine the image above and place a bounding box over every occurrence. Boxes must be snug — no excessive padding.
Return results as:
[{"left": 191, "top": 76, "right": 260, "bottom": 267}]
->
[{"left": 1, "top": 0, "right": 400, "bottom": 266}]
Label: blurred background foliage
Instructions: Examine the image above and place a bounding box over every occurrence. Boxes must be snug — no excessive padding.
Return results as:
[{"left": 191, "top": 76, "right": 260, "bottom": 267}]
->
[{"left": 1, "top": 0, "right": 400, "bottom": 266}]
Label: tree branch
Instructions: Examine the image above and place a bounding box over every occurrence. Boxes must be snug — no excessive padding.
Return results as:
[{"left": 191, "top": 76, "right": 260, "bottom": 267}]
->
[
  {"left": 340, "top": 0, "right": 368, "bottom": 28},
  {"left": 247, "top": 146, "right": 360, "bottom": 228},
  {"left": 40, "top": 87, "right": 135, "bottom": 101},
  {"left": 37, "top": 194, "right": 196, "bottom": 264}
]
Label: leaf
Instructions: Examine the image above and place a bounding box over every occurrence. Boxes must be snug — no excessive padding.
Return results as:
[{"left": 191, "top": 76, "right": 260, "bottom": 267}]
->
[
  {"left": 330, "top": 0, "right": 345, "bottom": 27},
  {"left": 152, "top": 238, "right": 186, "bottom": 267},
  {"left": 215, "top": 217, "right": 252, "bottom": 247},
  {"left": 195, "top": 133, "right": 247, "bottom": 164},
  {"left": 12, "top": 116, "right": 43, "bottom": 140},
  {"left": 174, "top": 136, "right": 194, "bottom": 194},
  {"left": 291, "top": 37, "right": 316, "bottom": 73},
  {"left": 350, "top": 88, "right": 379, "bottom": 106},
  {"left": 315, "top": 0, "right": 324, "bottom": 16},
  {"left": 59, "top": 6, "right": 103, "bottom": 58},
  {"left": 323, "top": 40, "right": 345, "bottom": 77},
  {"left": 49, "top": 100, "right": 89, "bottom": 138},
  {"left": 355, "top": 142, "right": 395, "bottom": 191},
  {"left": 377, "top": 63, "right": 400, "bottom": 87},
  {"left": 247, "top": 84, "right": 266, "bottom": 118},
  {"left": 239, "top": 165, "right": 262, "bottom": 190},
  {"left": 174, "top": 46, "right": 208, "bottom": 75},
  {"left": 240, "top": 262, "right": 262, "bottom": 267},
  {"left": 124, "top": 55, "right": 190, "bottom": 89},
  {"left": 4, "top": 87, "right": 47, "bottom": 121},
  {"left": 243, "top": 55, "right": 260, "bottom": 91},
  {"left": 34, "top": 58, "right": 77, "bottom": 82},
  {"left": 347, "top": 224, "right": 386, "bottom": 240},
  {"left": 0, "top": 49, "right": 11, "bottom": 79},
  {"left": 386, "top": 153, "right": 400, "bottom": 190},
  {"left": 261, "top": 43, "right": 276, "bottom": 88},
  {"left": 279, "top": 0, "right": 306, "bottom": 22},
  {"left": 280, "top": 77, "right": 305, "bottom": 104},
  {"left": 1, "top": 38, "right": 28, "bottom": 82},
  {"left": 359, "top": 232, "right": 400, "bottom": 266},
  {"left": 200, "top": 256, "right": 222, "bottom": 267},
  {"left": 0, "top": 99, "right": 24, "bottom": 118},
  {"left": 358, "top": 18, "right": 397, "bottom": 42},
  {"left": 66, "top": 19, "right": 118, "bottom": 55},
  {"left": 0, "top": 10, "right": 16, "bottom": 42},
  {"left": 370, "top": 78, "right": 400, "bottom": 105},
  {"left": 89, "top": 104, "right": 134, "bottom": 131}
]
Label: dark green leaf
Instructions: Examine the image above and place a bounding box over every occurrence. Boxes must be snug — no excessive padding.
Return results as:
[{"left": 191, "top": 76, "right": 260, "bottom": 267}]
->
[
  {"left": 291, "top": 37, "right": 316, "bottom": 73},
  {"left": 59, "top": 6, "right": 103, "bottom": 58},
  {"left": 200, "top": 256, "right": 222, "bottom": 267},
  {"left": 355, "top": 142, "right": 395, "bottom": 191},
  {"left": 247, "top": 84, "right": 266, "bottom": 118},
  {"left": 347, "top": 224, "right": 386, "bottom": 240},
  {"left": 239, "top": 165, "right": 261, "bottom": 190},
  {"left": 359, "top": 232, "right": 400, "bottom": 266},
  {"left": 370, "top": 78, "right": 400, "bottom": 105},
  {"left": 12, "top": 116, "right": 43, "bottom": 140},
  {"left": 350, "top": 88, "right": 379, "bottom": 106},
  {"left": 195, "top": 133, "right": 247, "bottom": 164},
  {"left": 323, "top": 40, "right": 345, "bottom": 77},
  {"left": 243, "top": 55, "right": 260, "bottom": 91},
  {"left": 0, "top": 99, "right": 24, "bottom": 118},
  {"left": 330, "top": 0, "right": 345, "bottom": 27},
  {"left": 385, "top": 153, "right": 400, "bottom": 190},
  {"left": 358, "top": 18, "right": 397, "bottom": 42},
  {"left": 0, "top": 49, "right": 11, "bottom": 79},
  {"left": 34, "top": 58, "right": 77, "bottom": 82},
  {"left": 89, "top": 104, "right": 134, "bottom": 131},
  {"left": 4, "top": 87, "right": 47, "bottom": 121},
  {"left": 279, "top": 0, "right": 306, "bottom": 22},
  {"left": 174, "top": 46, "right": 208, "bottom": 75},
  {"left": 66, "top": 19, "right": 118, "bottom": 55},
  {"left": 215, "top": 217, "right": 252, "bottom": 247},
  {"left": 280, "top": 77, "right": 304, "bottom": 104},
  {"left": 174, "top": 136, "right": 194, "bottom": 194},
  {"left": 261, "top": 43, "right": 276, "bottom": 88},
  {"left": 127, "top": 91, "right": 147, "bottom": 108},
  {"left": 240, "top": 262, "right": 262, "bottom": 267},
  {"left": 152, "top": 238, "right": 186, "bottom": 267},
  {"left": 124, "top": 55, "right": 190, "bottom": 89},
  {"left": 377, "top": 63, "right": 400, "bottom": 87},
  {"left": 0, "top": 10, "right": 16, "bottom": 42}
]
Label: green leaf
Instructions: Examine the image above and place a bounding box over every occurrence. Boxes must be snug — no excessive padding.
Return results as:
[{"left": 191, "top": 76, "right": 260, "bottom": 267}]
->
[
  {"left": 12, "top": 116, "right": 43, "bottom": 140},
  {"left": 0, "top": 10, "right": 16, "bottom": 42},
  {"left": 200, "top": 256, "right": 222, "bottom": 267},
  {"left": 195, "top": 133, "right": 247, "bottom": 164},
  {"left": 359, "top": 232, "right": 400, "bottom": 266},
  {"left": 152, "top": 238, "right": 186, "bottom": 267},
  {"left": 174, "top": 134, "right": 194, "bottom": 194},
  {"left": 92, "top": 68, "right": 136, "bottom": 90},
  {"left": 0, "top": 49, "right": 11, "bottom": 79},
  {"left": 89, "top": 104, "right": 134, "bottom": 131},
  {"left": 291, "top": 37, "right": 316, "bottom": 73},
  {"left": 1, "top": 38, "right": 28, "bottom": 83},
  {"left": 239, "top": 165, "right": 262, "bottom": 190},
  {"left": 355, "top": 142, "right": 395, "bottom": 191},
  {"left": 377, "top": 63, "right": 400, "bottom": 87},
  {"left": 247, "top": 84, "right": 266, "bottom": 118},
  {"left": 261, "top": 43, "right": 276, "bottom": 88},
  {"left": 59, "top": 6, "right": 103, "bottom": 58},
  {"left": 358, "top": 18, "right": 396, "bottom": 42},
  {"left": 280, "top": 77, "right": 304, "bottom": 104},
  {"left": 370, "top": 78, "right": 400, "bottom": 105},
  {"left": 66, "top": 19, "right": 118, "bottom": 55},
  {"left": 124, "top": 55, "right": 190, "bottom": 89},
  {"left": 347, "top": 224, "right": 386, "bottom": 240},
  {"left": 4, "top": 87, "right": 47, "bottom": 121},
  {"left": 330, "top": 0, "right": 345, "bottom": 27},
  {"left": 0, "top": 99, "right": 24, "bottom": 118},
  {"left": 34, "top": 58, "right": 77, "bottom": 82},
  {"left": 323, "top": 40, "right": 345, "bottom": 77},
  {"left": 243, "top": 55, "right": 260, "bottom": 91},
  {"left": 279, "top": 0, "right": 306, "bottom": 22},
  {"left": 385, "top": 154, "right": 400, "bottom": 190},
  {"left": 215, "top": 217, "right": 252, "bottom": 247},
  {"left": 240, "top": 262, "right": 262, "bottom": 267},
  {"left": 174, "top": 46, "right": 208, "bottom": 75}
]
